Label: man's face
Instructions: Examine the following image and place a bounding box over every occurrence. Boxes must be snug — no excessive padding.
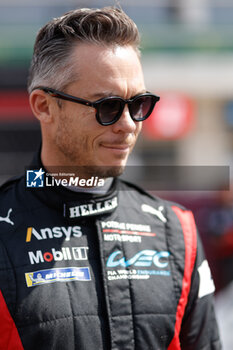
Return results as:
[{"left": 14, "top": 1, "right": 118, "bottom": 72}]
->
[{"left": 52, "top": 44, "right": 145, "bottom": 177}]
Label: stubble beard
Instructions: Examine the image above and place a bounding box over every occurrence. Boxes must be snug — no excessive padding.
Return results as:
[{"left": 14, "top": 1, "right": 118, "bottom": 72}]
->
[
  {"left": 55, "top": 136, "right": 127, "bottom": 179},
  {"left": 83, "top": 164, "right": 126, "bottom": 179},
  {"left": 55, "top": 114, "right": 131, "bottom": 179}
]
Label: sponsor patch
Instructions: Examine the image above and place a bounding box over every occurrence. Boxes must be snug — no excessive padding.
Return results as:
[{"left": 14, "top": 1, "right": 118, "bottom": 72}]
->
[
  {"left": 66, "top": 196, "right": 118, "bottom": 218},
  {"left": 101, "top": 220, "right": 156, "bottom": 239},
  {"left": 26, "top": 225, "right": 82, "bottom": 242},
  {"left": 141, "top": 204, "right": 167, "bottom": 223},
  {"left": 107, "top": 269, "right": 170, "bottom": 281},
  {"left": 107, "top": 249, "right": 169, "bottom": 268},
  {"left": 25, "top": 267, "right": 91, "bottom": 287},
  {"left": 28, "top": 247, "right": 88, "bottom": 265},
  {"left": 106, "top": 249, "right": 170, "bottom": 281},
  {"left": 104, "top": 233, "right": 141, "bottom": 243},
  {"left": 0, "top": 208, "right": 14, "bottom": 226},
  {"left": 198, "top": 260, "right": 215, "bottom": 298}
]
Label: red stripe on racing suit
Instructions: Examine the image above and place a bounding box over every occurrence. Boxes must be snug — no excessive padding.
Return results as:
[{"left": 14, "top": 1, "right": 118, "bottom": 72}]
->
[
  {"left": 168, "top": 206, "right": 197, "bottom": 350},
  {"left": 0, "top": 290, "right": 24, "bottom": 350}
]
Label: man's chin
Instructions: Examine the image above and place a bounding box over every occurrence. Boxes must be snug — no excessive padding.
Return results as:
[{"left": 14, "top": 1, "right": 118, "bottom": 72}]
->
[{"left": 84, "top": 164, "right": 126, "bottom": 178}]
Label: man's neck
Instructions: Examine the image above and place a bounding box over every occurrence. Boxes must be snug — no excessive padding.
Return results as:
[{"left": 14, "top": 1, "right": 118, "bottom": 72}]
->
[{"left": 40, "top": 144, "right": 111, "bottom": 191}]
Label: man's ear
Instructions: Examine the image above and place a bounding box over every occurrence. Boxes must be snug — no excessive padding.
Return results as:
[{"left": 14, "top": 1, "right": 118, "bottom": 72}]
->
[{"left": 29, "top": 90, "right": 54, "bottom": 123}]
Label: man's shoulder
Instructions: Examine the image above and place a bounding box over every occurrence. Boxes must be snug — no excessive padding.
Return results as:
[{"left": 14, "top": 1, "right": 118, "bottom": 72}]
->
[
  {"left": 0, "top": 174, "right": 24, "bottom": 196},
  {"left": 0, "top": 175, "right": 25, "bottom": 238},
  {"left": 117, "top": 179, "right": 196, "bottom": 250},
  {"left": 0, "top": 174, "right": 26, "bottom": 213}
]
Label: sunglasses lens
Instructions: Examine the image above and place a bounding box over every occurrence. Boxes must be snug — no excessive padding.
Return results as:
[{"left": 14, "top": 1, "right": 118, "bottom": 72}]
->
[
  {"left": 96, "top": 94, "right": 159, "bottom": 125},
  {"left": 99, "top": 99, "right": 122, "bottom": 125},
  {"left": 131, "top": 96, "right": 155, "bottom": 121}
]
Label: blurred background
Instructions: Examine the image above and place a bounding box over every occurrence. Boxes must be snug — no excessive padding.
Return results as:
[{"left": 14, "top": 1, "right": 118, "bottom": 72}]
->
[{"left": 0, "top": 0, "right": 233, "bottom": 347}]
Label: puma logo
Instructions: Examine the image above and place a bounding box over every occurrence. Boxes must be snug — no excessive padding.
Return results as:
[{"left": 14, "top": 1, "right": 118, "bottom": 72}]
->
[
  {"left": 0, "top": 208, "right": 14, "bottom": 226},
  {"left": 141, "top": 204, "right": 167, "bottom": 223}
]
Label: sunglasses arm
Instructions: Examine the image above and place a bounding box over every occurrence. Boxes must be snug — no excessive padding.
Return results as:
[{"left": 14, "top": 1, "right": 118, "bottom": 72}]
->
[{"left": 38, "top": 87, "right": 94, "bottom": 107}]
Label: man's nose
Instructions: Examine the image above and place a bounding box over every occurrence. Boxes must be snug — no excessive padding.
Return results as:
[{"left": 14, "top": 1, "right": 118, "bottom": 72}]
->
[{"left": 112, "top": 105, "right": 137, "bottom": 133}]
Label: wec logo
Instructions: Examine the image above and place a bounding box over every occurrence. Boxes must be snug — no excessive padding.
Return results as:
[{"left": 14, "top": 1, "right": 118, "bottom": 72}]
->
[{"left": 107, "top": 249, "right": 170, "bottom": 268}]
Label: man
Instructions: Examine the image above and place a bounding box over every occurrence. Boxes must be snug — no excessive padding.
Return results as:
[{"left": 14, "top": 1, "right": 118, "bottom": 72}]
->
[{"left": 0, "top": 6, "right": 221, "bottom": 350}]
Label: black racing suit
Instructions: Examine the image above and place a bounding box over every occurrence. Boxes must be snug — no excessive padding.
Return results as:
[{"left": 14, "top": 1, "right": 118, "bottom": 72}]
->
[{"left": 0, "top": 154, "right": 221, "bottom": 349}]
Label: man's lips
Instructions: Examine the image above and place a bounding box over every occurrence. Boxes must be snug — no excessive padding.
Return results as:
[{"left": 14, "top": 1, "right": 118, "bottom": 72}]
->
[
  {"left": 101, "top": 144, "right": 130, "bottom": 149},
  {"left": 100, "top": 144, "right": 131, "bottom": 152}
]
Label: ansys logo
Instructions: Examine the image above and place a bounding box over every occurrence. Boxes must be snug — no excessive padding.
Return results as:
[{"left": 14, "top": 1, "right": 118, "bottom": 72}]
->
[{"left": 26, "top": 168, "right": 45, "bottom": 188}]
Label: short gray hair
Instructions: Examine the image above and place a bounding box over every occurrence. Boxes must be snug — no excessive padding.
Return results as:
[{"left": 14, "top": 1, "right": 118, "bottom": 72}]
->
[{"left": 27, "top": 6, "right": 140, "bottom": 93}]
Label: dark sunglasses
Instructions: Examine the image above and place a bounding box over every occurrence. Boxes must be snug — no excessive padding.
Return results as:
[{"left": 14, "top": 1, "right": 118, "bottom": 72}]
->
[{"left": 38, "top": 87, "right": 160, "bottom": 126}]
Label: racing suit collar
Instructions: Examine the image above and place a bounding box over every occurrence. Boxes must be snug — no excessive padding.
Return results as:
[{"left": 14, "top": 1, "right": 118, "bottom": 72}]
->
[{"left": 27, "top": 147, "right": 119, "bottom": 221}]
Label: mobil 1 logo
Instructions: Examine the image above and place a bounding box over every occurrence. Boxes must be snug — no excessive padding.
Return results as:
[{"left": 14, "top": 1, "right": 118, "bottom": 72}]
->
[{"left": 28, "top": 247, "right": 88, "bottom": 265}]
